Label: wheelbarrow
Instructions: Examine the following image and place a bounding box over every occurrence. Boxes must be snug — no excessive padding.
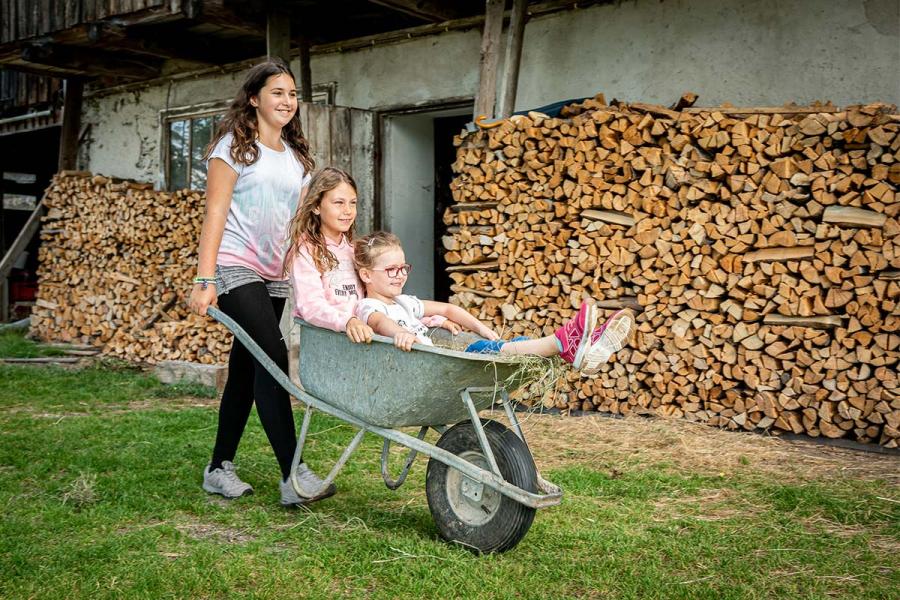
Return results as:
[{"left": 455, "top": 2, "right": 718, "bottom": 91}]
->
[{"left": 207, "top": 307, "right": 562, "bottom": 553}]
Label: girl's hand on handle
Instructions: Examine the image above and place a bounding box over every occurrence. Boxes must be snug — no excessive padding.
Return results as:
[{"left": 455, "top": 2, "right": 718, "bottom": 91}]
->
[
  {"left": 440, "top": 320, "right": 462, "bottom": 335},
  {"left": 345, "top": 317, "right": 373, "bottom": 344},
  {"left": 393, "top": 331, "right": 416, "bottom": 352},
  {"left": 189, "top": 283, "right": 218, "bottom": 316}
]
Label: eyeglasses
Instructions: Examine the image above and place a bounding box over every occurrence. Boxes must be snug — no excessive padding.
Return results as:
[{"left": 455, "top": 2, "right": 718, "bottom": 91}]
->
[{"left": 372, "top": 264, "right": 411, "bottom": 278}]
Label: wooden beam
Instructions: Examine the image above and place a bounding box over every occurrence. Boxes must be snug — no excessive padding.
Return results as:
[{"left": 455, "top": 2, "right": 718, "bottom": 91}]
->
[
  {"left": 22, "top": 44, "right": 162, "bottom": 81},
  {"left": 58, "top": 79, "right": 83, "bottom": 171},
  {"left": 498, "top": 0, "right": 527, "bottom": 118},
  {"left": 367, "top": 0, "right": 465, "bottom": 22},
  {"left": 85, "top": 22, "right": 222, "bottom": 65},
  {"left": 473, "top": 0, "right": 505, "bottom": 121},
  {"left": 298, "top": 35, "right": 312, "bottom": 102},
  {"left": 0, "top": 204, "right": 43, "bottom": 282},
  {"left": 266, "top": 8, "right": 291, "bottom": 64}
]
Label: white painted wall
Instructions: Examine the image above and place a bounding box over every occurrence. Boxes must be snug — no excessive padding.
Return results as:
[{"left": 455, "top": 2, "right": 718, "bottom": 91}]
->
[{"left": 81, "top": 0, "right": 898, "bottom": 183}]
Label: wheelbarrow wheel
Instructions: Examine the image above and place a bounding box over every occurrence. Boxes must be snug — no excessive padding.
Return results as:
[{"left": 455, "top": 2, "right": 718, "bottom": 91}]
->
[{"left": 425, "top": 419, "right": 537, "bottom": 554}]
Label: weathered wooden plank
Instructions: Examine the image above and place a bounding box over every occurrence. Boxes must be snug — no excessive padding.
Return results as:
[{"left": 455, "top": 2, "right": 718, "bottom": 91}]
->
[
  {"left": 296, "top": 102, "right": 310, "bottom": 157},
  {"left": 0, "top": 0, "right": 12, "bottom": 44},
  {"left": 330, "top": 107, "right": 352, "bottom": 173},
  {"left": 83, "top": 0, "right": 98, "bottom": 22},
  {"left": 40, "top": 0, "right": 52, "bottom": 35},
  {"left": 0, "top": 205, "right": 43, "bottom": 281},
  {"left": 349, "top": 108, "right": 376, "bottom": 234},
  {"left": 298, "top": 35, "right": 312, "bottom": 102},
  {"left": 64, "top": 0, "right": 81, "bottom": 29},
  {"left": 473, "top": 0, "right": 504, "bottom": 120},
  {"left": 266, "top": 7, "right": 291, "bottom": 64},
  {"left": 58, "top": 78, "right": 83, "bottom": 171},
  {"left": 306, "top": 103, "right": 332, "bottom": 167},
  {"left": 498, "top": 0, "right": 527, "bottom": 118}
]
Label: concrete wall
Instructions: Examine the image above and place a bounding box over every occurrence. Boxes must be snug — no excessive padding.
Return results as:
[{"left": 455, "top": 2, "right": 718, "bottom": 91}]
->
[
  {"left": 80, "top": 0, "right": 899, "bottom": 181},
  {"left": 515, "top": 0, "right": 899, "bottom": 110}
]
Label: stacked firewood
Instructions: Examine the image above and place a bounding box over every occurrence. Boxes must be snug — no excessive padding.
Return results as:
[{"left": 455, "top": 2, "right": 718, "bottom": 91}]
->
[
  {"left": 446, "top": 95, "right": 900, "bottom": 446},
  {"left": 30, "top": 173, "right": 230, "bottom": 364}
]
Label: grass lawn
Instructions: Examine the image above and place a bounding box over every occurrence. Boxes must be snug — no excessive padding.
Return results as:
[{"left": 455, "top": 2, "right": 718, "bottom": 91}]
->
[{"left": 0, "top": 331, "right": 897, "bottom": 599}]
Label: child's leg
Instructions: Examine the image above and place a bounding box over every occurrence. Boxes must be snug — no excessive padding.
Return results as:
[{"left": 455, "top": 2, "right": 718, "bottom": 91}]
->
[
  {"left": 497, "top": 335, "right": 558, "bottom": 357},
  {"left": 427, "top": 327, "right": 484, "bottom": 352}
]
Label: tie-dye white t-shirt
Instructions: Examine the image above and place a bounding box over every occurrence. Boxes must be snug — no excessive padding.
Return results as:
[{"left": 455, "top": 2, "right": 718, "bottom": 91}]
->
[{"left": 209, "top": 132, "right": 311, "bottom": 280}]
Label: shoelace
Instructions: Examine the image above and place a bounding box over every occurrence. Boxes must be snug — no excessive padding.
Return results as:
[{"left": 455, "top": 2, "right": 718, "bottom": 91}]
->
[{"left": 219, "top": 468, "right": 243, "bottom": 486}]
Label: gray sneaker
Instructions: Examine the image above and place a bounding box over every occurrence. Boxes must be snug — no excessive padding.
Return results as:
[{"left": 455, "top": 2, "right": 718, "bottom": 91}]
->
[
  {"left": 280, "top": 464, "right": 337, "bottom": 506},
  {"left": 203, "top": 461, "right": 253, "bottom": 498}
]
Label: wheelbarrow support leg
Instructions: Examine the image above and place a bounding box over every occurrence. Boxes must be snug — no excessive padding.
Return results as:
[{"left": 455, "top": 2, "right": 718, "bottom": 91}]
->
[
  {"left": 461, "top": 388, "right": 502, "bottom": 477},
  {"left": 290, "top": 403, "right": 366, "bottom": 498},
  {"left": 381, "top": 426, "right": 428, "bottom": 490}
]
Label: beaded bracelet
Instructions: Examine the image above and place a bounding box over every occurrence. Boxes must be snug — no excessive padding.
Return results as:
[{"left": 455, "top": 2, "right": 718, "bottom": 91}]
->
[{"left": 193, "top": 277, "right": 216, "bottom": 290}]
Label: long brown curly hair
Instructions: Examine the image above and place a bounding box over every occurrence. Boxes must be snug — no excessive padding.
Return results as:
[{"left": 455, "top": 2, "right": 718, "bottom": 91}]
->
[
  {"left": 204, "top": 59, "right": 314, "bottom": 173},
  {"left": 283, "top": 167, "right": 358, "bottom": 276}
]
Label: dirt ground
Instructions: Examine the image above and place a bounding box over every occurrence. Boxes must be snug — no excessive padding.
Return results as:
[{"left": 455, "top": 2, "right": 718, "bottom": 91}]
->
[{"left": 503, "top": 409, "right": 900, "bottom": 486}]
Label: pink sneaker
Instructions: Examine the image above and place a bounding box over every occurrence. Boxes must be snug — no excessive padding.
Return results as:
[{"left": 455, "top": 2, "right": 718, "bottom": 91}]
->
[
  {"left": 581, "top": 309, "right": 636, "bottom": 375},
  {"left": 554, "top": 301, "right": 598, "bottom": 369}
]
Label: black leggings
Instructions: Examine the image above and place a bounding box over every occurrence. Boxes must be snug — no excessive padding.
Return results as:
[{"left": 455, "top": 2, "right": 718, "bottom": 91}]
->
[{"left": 211, "top": 282, "right": 297, "bottom": 480}]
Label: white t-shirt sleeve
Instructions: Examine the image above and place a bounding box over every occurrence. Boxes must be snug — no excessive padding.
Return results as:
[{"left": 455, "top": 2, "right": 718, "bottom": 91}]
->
[
  {"left": 355, "top": 298, "right": 388, "bottom": 326},
  {"left": 395, "top": 295, "right": 425, "bottom": 319},
  {"left": 207, "top": 133, "right": 243, "bottom": 176}
]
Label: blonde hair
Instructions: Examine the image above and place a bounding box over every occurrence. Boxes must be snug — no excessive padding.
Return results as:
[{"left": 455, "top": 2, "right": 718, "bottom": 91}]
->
[
  {"left": 353, "top": 231, "right": 402, "bottom": 271},
  {"left": 283, "top": 167, "right": 357, "bottom": 275}
]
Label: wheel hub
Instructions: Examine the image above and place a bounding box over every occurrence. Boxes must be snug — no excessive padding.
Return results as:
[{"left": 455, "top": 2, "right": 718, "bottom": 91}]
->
[{"left": 445, "top": 450, "right": 501, "bottom": 526}]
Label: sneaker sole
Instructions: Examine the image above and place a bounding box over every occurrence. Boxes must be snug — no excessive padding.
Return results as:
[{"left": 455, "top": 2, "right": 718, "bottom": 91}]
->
[
  {"left": 282, "top": 483, "right": 337, "bottom": 507},
  {"left": 580, "top": 310, "right": 636, "bottom": 375},
  {"left": 571, "top": 303, "right": 598, "bottom": 370},
  {"left": 202, "top": 481, "right": 254, "bottom": 499}
]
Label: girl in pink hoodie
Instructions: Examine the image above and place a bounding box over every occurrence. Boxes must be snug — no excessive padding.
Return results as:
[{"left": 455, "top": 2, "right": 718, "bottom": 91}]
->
[{"left": 283, "top": 167, "right": 374, "bottom": 343}]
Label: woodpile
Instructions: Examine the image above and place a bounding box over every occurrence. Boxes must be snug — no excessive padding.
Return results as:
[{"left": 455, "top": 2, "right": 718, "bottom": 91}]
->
[
  {"left": 30, "top": 173, "right": 230, "bottom": 364},
  {"left": 446, "top": 94, "right": 900, "bottom": 447}
]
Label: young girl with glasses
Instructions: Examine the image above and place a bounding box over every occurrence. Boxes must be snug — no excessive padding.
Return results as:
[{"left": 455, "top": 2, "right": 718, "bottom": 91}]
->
[{"left": 353, "top": 231, "right": 635, "bottom": 375}]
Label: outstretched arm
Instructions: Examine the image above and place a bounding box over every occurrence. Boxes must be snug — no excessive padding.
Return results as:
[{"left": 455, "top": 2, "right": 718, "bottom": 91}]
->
[
  {"left": 422, "top": 300, "right": 499, "bottom": 340},
  {"left": 366, "top": 312, "right": 418, "bottom": 351}
]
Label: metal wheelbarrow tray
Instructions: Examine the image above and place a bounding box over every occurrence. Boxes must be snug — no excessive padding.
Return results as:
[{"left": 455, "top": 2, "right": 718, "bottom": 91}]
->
[{"left": 208, "top": 307, "right": 562, "bottom": 553}]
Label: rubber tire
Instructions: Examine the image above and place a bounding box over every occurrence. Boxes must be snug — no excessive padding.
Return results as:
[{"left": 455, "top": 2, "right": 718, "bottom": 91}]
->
[{"left": 425, "top": 419, "right": 537, "bottom": 554}]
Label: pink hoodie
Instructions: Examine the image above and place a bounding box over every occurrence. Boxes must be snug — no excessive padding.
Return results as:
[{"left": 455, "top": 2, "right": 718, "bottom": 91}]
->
[{"left": 290, "top": 236, "right": 363, "bottom": 331}]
